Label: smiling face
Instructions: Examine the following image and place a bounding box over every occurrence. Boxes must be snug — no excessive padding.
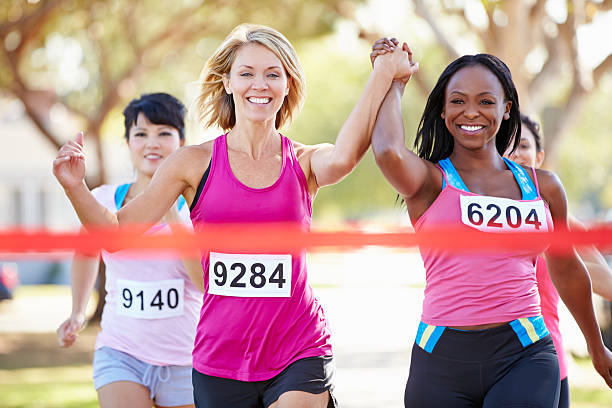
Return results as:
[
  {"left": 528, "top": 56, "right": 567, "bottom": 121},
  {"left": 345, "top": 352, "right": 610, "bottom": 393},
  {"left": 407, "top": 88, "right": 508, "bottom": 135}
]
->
[
  {"left": 223, "top": 43, "right": 290, "bottom": 128},
  {"left": 442, "top": 64, "right": 512, "bottom": 153},
  {"left": 127, "top": 112, "right": 183, "bottom": 178}
]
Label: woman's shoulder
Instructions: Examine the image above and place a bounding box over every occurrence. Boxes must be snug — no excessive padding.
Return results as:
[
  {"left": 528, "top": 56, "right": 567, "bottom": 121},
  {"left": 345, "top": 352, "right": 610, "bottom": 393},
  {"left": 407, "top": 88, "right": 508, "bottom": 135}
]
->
[
  {"left": 91, "top": 183, "right": 120, "bottom": 198},
  {"left": 168, "top": 140, "right": 215, "bottom": 169},
  {"left": 290, "top": 139, "right": 332, "bottom": 159},
  {"left": 91, "top": 183, "right": 122, "bottom": 209},
  {"left": 534, "top": 168, "right": 567, "bottom": 216},
  {"left": 534, "top": 168, "right": 563, "bottom": 194}
]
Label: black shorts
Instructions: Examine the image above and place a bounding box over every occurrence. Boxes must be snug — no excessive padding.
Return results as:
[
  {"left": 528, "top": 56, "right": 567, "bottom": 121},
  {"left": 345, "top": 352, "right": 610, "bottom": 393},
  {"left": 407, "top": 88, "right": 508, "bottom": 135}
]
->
[
  {"left": 192, "top": 356, "right": 337, "bottom": 408},
  {"left": 558, "top": 377, "right": 569, "bottom": 408},
  {"left": 405, "top": 317, "right": 560, "bottom": 407}
]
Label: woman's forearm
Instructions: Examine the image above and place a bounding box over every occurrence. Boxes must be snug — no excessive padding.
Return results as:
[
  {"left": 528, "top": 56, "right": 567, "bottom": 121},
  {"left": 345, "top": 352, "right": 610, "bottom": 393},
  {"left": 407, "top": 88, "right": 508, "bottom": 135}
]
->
[
  {"left": 548, "top": 254, "right": 606, "bottom": 354},
  {"left": 65, "top": 182, "right": 118, "bottom": 227}
]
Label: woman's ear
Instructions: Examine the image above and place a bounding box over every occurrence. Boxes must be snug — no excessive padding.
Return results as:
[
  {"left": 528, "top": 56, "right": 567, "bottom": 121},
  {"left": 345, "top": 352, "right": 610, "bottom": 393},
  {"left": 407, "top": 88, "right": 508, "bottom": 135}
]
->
[
  {"left": 222, "top": 73, "right": 232, "bottom": 95},
  {"left": 535, "top": 150, "right": 545, "bottom": 168},
  {"left": 503, "top": 101, "right": 512, "bottom": 120}
]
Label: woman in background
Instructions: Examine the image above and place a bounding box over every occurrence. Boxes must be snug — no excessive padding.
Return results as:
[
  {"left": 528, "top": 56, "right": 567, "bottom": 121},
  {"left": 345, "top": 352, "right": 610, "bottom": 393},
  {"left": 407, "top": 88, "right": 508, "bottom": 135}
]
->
[
  {"left": 506, "top": 113, "right": 612, "bottom": 408},
  {"left": 56, "top": 93, "right": 202, "bottom": 408}
]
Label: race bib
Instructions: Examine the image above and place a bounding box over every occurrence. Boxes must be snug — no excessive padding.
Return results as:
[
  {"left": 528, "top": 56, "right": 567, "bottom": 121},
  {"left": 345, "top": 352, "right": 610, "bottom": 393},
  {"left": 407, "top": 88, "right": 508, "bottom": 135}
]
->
[
  {"left": 460, "top": 195, "right": 548, "bottom": 232},
  {"left": 116, "top": 279, "right": 184, "bottom": 319},
  {"left": 208, "top": 252, "right": 292, "bottom": 297}
]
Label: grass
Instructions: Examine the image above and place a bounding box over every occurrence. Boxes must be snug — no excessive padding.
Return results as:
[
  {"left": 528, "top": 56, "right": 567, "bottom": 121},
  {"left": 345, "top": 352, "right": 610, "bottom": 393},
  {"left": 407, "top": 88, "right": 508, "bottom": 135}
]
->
[{"left": 0, "top": 366, "right": 97, "bottom": 408}]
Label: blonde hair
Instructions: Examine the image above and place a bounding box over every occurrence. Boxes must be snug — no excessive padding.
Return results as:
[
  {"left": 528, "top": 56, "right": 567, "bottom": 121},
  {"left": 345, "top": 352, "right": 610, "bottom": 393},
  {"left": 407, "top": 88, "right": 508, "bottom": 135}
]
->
[{"left": 197, "top": 24, "right": 306, "bottom": 131}]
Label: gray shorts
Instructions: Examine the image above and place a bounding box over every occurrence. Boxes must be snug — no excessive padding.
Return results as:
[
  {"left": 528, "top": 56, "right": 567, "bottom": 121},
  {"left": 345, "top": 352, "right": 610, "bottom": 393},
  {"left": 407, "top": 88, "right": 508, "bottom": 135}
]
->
[{"left": 93, "top": 346, "right": 194, "bottom": 407}]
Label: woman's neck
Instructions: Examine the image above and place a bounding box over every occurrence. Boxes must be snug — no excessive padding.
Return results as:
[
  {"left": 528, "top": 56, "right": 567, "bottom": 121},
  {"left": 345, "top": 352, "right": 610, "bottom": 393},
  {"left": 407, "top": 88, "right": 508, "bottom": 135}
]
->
[
  {"left": 228, "top": 119, "right": 280, "bottom": 159},
  {"left": 449, "top": 146, "right": 506, "bottom": 172},
  {"left": 129, "top": 173, "right": 153, "bottom": 197}
]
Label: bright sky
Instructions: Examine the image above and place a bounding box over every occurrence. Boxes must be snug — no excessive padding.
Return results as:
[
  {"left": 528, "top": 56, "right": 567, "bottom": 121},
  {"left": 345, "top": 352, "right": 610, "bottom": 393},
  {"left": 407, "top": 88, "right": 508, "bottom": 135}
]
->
[{"left": 354, "top": 0, "right": 612, "bottom": 69}]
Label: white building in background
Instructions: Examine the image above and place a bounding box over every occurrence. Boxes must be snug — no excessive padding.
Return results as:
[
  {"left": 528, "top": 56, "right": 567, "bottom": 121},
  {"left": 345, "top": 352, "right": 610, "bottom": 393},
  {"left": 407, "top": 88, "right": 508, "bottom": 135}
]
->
[
  {"left": 0, "top": 95, "right": 138, "bottom": 230},
  {"left": 0, "top": 94, "right": 132, "bottom": 283}
]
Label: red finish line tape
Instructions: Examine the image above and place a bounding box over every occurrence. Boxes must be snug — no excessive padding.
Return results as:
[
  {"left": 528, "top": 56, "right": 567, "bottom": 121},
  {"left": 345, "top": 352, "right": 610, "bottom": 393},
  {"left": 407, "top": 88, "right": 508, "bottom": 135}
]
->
[{"left": 0, "top": 224, "right": 610, "bottom": 255}]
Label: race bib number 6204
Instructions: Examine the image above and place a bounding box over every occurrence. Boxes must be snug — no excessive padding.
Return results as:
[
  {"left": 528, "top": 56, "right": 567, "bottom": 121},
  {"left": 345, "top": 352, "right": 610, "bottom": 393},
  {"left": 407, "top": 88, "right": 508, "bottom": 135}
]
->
[
  {"left": 460, "top": 195, "right": 548, "bottom": 232},
  {"left": 208, "top": 252, "right": 292, "bottom": 297}
]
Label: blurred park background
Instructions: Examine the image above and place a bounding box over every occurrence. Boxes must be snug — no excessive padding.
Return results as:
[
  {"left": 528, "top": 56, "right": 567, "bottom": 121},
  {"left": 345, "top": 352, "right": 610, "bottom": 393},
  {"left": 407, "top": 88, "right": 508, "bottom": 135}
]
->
[{"left": 0, "top": 0, "right": 611, "bottom": 407}]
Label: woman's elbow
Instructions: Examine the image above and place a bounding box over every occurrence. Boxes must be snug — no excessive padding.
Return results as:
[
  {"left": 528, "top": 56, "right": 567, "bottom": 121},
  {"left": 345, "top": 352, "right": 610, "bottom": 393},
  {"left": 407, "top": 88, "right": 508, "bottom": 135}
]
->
[{"left": 373, "top": 144, "right": 403, "bottom": 168}]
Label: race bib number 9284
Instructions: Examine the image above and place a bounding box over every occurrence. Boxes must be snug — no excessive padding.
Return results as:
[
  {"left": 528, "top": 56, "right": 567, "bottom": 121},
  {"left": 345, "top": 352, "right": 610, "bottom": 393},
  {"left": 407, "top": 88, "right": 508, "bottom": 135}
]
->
[
  {"left": 460, "top": 195, "right": 548, "bottom": 232},
  {"left": 208, "top": 252, "right": 292, "bottom": 297}
]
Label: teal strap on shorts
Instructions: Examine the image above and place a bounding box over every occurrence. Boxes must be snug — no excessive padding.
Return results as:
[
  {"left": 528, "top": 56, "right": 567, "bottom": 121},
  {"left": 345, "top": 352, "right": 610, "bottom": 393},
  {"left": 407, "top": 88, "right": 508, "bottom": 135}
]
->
[
  {"left": 509, "top": 315, "right": 549, "bottom": 347},
  {"left": 415, "top": 321, "right": 446, "bottom": 353}
]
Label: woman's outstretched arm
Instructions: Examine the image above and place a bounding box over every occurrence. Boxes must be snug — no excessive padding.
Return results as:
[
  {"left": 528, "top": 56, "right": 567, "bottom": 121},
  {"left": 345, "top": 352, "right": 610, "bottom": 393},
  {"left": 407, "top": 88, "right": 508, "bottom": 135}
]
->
[{"left": 54, "top": 132, "right": 193, "bottom": 230}]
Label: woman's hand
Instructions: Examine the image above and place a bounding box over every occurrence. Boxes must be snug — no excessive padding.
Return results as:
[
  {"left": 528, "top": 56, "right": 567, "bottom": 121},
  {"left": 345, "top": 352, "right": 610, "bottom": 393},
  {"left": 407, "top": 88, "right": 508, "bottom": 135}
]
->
[
  {"left": 53, "top": 132, "right": 87, "bottom": 191},
  {"left": 371, "top": 38, "right": 419, "bottom": 86},
  {"left": 590, "top": 346, "right": 612, "bottom": 388},
  {"left": 56, "top": 313, "right": 86, "bottom": 348}
]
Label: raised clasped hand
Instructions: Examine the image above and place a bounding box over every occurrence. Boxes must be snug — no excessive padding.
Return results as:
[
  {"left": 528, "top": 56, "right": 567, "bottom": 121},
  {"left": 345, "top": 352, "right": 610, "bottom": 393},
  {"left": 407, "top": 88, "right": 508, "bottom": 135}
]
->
[{"left": 371, "top": 37, "right": 419, "bottom": 86}]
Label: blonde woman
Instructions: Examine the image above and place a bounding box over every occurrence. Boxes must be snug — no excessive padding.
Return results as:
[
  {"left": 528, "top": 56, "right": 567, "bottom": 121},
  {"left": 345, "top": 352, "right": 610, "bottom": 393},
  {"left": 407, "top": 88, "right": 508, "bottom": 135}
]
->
[{"left": 53, "top": 24, "right": 417, "bottom": 408}]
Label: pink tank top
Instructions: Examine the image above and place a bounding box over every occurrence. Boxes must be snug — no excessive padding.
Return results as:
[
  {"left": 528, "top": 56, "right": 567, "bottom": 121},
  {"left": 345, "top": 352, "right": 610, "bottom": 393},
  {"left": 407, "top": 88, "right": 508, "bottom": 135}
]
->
[
  {"left": 536, "top": 256, "right": 568, "bottom": 379},
  {"left": 415, "top": 159, "right": 554, "bottom": 326},
  {"left": 92, "top": 184, "right": 201, "bottom": 366},
  {"left": 189, "top": 134, "right": 332, "bottom": 381}
]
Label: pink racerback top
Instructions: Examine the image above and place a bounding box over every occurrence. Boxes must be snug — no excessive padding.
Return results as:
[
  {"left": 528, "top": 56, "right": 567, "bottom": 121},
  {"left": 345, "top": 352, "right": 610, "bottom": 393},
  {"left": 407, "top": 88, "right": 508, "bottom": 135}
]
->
[
  {"left": 536, "top": 256, "right": 568, "bottom": 379},
  {"left": 414, "top": 158, "right": 554, "bottom": 326},
  {"left": 189, "top": 134, "right": 333, "bottom": 381}
]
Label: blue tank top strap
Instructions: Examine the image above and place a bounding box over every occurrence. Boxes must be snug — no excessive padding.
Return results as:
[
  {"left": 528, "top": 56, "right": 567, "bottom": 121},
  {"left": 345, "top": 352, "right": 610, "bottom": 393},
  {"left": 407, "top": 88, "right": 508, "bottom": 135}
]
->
[
  {"left": 115, "top": 183, "right": 186, "bottom": 212},
  {"left": 437, "top": 158, "right": 470, "bottom": 192},
  {"left": 502, "top": 158, "right": 538, "bottom": 200},
  {"left": 114, "top": 183, "right": 131, "bottom": 210},
  {"left": 177, "top": 196, "right": 186, "bottom": 211}
]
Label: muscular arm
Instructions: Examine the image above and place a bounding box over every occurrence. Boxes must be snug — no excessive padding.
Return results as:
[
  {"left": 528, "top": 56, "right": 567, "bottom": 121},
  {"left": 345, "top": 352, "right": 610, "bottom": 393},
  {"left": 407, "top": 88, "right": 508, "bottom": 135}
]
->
[{"left": 539, "top": 169, "right": 612, "bottom": 387}]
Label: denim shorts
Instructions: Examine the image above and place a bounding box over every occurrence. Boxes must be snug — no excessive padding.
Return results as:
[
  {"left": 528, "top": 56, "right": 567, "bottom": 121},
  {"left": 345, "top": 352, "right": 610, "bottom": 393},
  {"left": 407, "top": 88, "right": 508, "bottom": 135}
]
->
[{"left": 93, "top": 346, "right": 194, "bottom": 407}]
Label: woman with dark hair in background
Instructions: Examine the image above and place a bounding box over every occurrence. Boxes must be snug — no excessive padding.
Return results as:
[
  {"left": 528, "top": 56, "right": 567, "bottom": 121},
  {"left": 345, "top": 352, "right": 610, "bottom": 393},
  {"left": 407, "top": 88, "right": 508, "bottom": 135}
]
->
[
  {"left": 370, "top": 38, "right": 612, "bottom": 407},
  {"left": 505, "top": 113, "right": 612, "bottom": 407},
  {"left": 56, "top": 93, "right": 202, "bottom": 408}
]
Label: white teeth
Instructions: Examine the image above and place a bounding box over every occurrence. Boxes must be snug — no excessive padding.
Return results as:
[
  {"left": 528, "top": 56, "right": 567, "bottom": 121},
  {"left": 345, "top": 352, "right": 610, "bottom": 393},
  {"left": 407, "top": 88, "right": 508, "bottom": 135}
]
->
[
  {"left": 145, "top": 154, "right": 161, "bottom": 159},
  {"left": 460, "top": 125, "right": 484, "bottom": 131},
  {"left": 248, "top": 97, "right": 271, "bottom": 104}
]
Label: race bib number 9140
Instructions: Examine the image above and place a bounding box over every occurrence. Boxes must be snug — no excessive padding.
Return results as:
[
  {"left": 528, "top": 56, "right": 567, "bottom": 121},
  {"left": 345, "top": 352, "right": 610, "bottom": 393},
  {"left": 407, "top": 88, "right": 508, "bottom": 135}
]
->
[
  {"left": 116, "top": 279, "right": 184, "bottom": 319},
  {"left": 208, "top": 252, "right": 292, "bottom": 297},
  {"left": 460, "top": 195, "right": 548, "bottom": 232}
]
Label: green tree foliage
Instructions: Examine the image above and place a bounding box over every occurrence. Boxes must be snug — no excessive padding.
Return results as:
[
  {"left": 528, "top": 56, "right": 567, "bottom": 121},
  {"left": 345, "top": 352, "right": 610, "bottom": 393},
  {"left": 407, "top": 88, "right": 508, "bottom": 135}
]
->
[{"left": 0, "top": 0, "right": 363, "bottom": 185}]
